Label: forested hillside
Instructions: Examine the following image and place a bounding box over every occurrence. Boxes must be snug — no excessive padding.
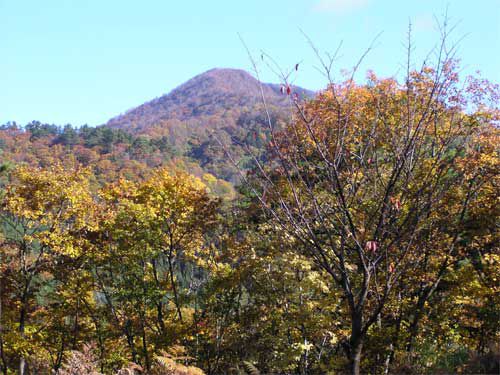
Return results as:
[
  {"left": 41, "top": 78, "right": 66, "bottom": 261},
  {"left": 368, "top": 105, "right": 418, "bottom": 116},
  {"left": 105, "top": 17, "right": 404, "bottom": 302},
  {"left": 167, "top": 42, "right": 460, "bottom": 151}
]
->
[
  {"left": 0, "top": 56, "right": 499, "bottom": 375},
  {"left": 0, "top": 69, "right": 312, "bottom": 185},
  {"left": 0, "top": 121, "right": 235, "bottom": 196},
  {"left": 105, "top": 68, "right": 312, "bottom": 181},
  {"left": 106, "top": 68, "right": 313, "bottom": 131}
]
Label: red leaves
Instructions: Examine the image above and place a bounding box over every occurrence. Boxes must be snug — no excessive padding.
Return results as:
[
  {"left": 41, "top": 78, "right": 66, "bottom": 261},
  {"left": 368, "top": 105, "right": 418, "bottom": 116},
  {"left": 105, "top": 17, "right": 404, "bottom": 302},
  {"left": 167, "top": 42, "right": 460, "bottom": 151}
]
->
[
  {"left": 365, "top": 240, "right": 378, "bottom": 253},
  {"left": 394, "top": 200, "right": 401, "bottom": 211},
  {"left": 281, "top": 85, "right": 292, "bottom": 96},
  {"left": 390, "top": 197, "right": 401, "bottom": 211}
]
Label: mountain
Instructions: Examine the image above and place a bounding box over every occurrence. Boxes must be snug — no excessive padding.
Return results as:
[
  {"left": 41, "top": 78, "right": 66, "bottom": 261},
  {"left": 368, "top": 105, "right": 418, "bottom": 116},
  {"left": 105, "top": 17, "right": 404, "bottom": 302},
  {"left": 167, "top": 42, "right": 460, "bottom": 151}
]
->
[
  {"left": 0, "top": 68, "right": 314, "bottom": 189},
  {"left": 106, "top": 68, "right": 313, "bottom": 132},
  {"left": 103, "top": 68, "right": 314, "bottom": 182}
]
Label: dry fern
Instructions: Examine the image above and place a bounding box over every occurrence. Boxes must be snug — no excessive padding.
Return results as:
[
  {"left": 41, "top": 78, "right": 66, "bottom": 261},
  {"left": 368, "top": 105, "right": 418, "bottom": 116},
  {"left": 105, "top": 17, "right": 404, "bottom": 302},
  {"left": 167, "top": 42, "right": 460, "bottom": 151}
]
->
[
  {"left": 150, "top": 347, "right": 204, "bottom": 375},
  {"left": 115, "top": 362, "right": 143, "bottom": 375},
  {"left": 58, "top": 343, "right": 102, "bottom": 375},
  {"left": 242, "top": 361, "right": 260, "bottom": 375}
]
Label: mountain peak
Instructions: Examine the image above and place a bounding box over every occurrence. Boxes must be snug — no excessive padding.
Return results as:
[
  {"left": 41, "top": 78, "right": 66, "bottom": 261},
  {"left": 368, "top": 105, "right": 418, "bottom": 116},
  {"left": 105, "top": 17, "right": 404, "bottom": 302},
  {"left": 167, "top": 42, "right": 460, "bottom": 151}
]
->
[
  {"left": 168, "top": 67, "right": 262, "bottom": 99},
  {"left": 106, "top": 67, "right": 312, "bottom": 131},
  {"left": 200, "top": 67, "right": 256, "bottom": 78}
]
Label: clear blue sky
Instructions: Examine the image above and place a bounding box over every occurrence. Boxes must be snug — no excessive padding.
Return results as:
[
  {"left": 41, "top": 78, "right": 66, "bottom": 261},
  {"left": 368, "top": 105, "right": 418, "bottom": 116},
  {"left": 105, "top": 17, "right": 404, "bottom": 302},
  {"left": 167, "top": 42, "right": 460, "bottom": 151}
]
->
[{"left": 1, "top": 0, "right": 499, "bottom": 126}]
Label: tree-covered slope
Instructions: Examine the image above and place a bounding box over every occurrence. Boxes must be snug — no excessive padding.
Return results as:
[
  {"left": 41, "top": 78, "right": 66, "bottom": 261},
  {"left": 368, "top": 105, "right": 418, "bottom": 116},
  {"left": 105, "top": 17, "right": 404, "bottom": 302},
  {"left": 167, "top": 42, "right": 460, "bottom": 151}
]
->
[{"left": 0, "top": 68, "right": 314, "bottom": 185}]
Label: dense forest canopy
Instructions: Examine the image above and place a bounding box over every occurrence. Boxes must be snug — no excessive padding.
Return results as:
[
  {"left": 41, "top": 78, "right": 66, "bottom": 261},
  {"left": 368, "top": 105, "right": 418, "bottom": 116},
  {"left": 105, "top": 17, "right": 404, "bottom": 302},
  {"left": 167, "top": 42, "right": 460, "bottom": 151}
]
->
[
  {"left": 0, "top": 70, "right": 309, "bottom": 189},
  {"left": 0, "top": 40, "right": 499, "bottom": 375}
]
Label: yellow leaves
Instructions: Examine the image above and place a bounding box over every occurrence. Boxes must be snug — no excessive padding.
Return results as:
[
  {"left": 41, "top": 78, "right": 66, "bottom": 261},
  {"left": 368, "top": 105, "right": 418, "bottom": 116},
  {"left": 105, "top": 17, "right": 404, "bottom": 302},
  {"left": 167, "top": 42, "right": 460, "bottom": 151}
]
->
[
  {"left": 483, "top": 253, "right": 500, "bottom": 267},
  {"left": 100, "top": 167, "right": 216, "bottom": 260},
  {"left": 345, "top": 263, "right": 357, "bottom": 272},
  {"left": 453, "top": 296, "right": 477, "bottom": 306},
  {"left": 2, "top": 163, "right": 98, "bottom": 257},
  {"left": 202, "top": 172, "right": 217, "bottom": 186},
  {"left": 292, "top": 341, "right": 314, "bottom": 353},
  {"left": 327, "top": 331, "right": 339, "bottom": 345},
  {"left": 0, "top": 163, "right": 218, "bottom": 359}
]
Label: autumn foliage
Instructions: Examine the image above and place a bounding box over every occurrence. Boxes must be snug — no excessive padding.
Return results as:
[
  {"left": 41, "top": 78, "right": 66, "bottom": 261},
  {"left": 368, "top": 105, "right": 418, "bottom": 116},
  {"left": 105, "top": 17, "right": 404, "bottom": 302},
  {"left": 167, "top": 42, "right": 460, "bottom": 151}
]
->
[{"left": 0, "top": 50, "right": 498, "bottom": 374}]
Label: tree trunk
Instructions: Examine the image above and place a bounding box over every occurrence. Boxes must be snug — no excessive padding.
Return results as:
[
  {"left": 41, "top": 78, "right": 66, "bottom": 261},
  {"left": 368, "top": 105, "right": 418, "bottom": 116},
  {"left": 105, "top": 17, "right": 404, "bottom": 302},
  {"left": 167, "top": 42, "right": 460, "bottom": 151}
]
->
[
  {"left": 19, "top": 293, "right": 28, "bottom": 375},
  {"left": 384, "top": 293, "right": 403, "bottom": 374},
  {"left": 124, "top": 320, "right": 138, "bottom": 363},
  {"left": 350, "top": 339, "right": 363, "bottom": 375},
  {"left": 19, "top": 358, "right": 26, "bottom": 375},
  {"left": 151, "top": 259, "right": 166, "bottom": 333},
  {"left": 140, "top": 318, "right": 151, "bottom": 371},
  {"left": 406, "top": 302, "right": 423, "bottom": 353},
  {"left": 0, "top": 265, "right": 7, "bottom": 375},
  {"left": 349, "top": 313, "right": 364, "bottom": 375},
  {"left": 167, "top": 250, "right": 183, "bottom": 322}
]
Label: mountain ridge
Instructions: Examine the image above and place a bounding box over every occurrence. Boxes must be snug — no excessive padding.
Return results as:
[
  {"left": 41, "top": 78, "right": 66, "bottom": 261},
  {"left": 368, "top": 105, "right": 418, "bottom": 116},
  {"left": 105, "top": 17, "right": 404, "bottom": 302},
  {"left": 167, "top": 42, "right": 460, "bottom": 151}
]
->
[{"left": 105, "top": 67, "right": 314, "bottom": 132}]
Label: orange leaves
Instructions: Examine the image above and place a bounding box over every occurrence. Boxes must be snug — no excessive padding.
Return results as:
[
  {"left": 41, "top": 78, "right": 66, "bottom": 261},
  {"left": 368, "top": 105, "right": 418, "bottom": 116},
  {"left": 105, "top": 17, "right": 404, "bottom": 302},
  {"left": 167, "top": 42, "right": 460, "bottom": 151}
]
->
[
  {"left": 390, "top": 197, "right": 401, "bottom": 212},
  {"left": 388, "top": 263, "right": 395, "bottom": 273}
]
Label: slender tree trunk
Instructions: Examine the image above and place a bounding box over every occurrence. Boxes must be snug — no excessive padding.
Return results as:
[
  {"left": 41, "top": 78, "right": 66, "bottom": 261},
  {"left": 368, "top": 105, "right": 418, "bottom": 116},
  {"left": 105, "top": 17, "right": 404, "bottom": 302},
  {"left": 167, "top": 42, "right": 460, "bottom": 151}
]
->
[
  {"left": 406, "top": 294, "right": 425, "bottom": 353},
  {"left": 350, "top": 339, "right": 363, "bottom": 375},
  {"left": 19, "top": 292, "right": 28, "bottom": 375},
  {"left": 0, "top": 247, "right": 6, "bottom": 375},
  {"left": 124, "top": 319, "right": 138, "bottom": 363},
  {"left": 19, "top": 358, "right": 26, "bottom": 375},
  {"left": 349, "top": 313, "right": 364, "bottom": 375},
  {"left": 151, "top": 259, "right": 166, "bottom": 333},
  {"left": 140, "top": 317, "right": 151, "bottom": 371},
  {"left": 167, "top": 250, "right": 183, "bottom": 322},
  {"left": 71, "top": 302, "right": 80, "bottom": 349},
  {"left": 384, "top": 292, "right": 403, "bottom": 374},
  {"left": 54, "top": 337, "right": 66, "bottom": 372},
  {"left": 0, "top": 335, "right": 6, "bottom": 375},
  {"left": 384, "top": 319, "right": 402, "bottom": 374}
]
